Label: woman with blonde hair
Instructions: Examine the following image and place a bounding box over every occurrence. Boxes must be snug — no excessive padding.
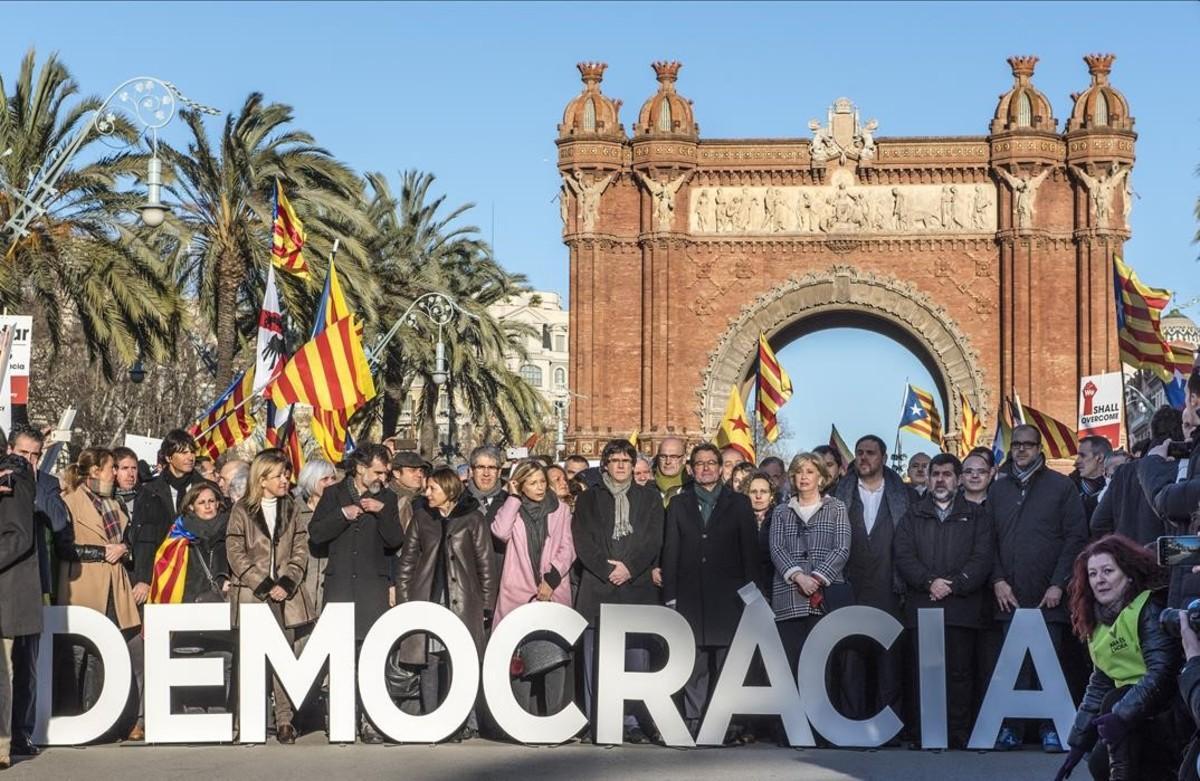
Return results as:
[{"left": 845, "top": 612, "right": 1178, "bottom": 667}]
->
[
  {"left": 59, "top": 447, "right": 144, "bottom": 740},
  {"left": 226, "top": 449, "right": 314, "bottom": 744},
  {"left": 492, "top": 460, "right": 576, "bottom": 716},
  {"left": 769, "top": 452, "right": 851, "bottom": 676}
]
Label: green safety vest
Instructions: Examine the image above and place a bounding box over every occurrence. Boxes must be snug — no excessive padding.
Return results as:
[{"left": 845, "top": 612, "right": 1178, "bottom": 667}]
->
[{"left": 1088, "top": 589, "right": 1151, "bottom": 688}]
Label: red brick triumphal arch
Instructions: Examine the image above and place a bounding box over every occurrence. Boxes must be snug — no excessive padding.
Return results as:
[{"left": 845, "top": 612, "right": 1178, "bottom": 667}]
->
[{"left": 557, "top": 56, "right": 1135, "bottom": 456}]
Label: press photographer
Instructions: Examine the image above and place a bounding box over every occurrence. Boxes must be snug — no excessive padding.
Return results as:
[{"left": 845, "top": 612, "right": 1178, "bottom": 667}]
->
[
  {"left": 1176, "top": 600, "right": 1200, "bottom": 781},
  {"left": 1056, "top": 534, "right": 1181, "bottom": 781},
  {"left": 1138, "top": 370, "right": 1200, "bottom": 608}
]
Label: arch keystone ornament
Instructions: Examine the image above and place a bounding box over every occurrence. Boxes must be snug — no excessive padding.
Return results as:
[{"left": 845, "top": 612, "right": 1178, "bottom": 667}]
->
[{"left": 558, "top": 57, "right": 1130, "bottom": 455}]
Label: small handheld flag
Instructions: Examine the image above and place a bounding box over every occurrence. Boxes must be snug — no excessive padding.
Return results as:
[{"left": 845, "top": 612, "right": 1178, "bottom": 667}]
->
[
  {"left": 898, "top": 383, "right": 943, "bottom": 446},
  {"left": 714, "top": 384, "right": 755, "bottom": 463}
]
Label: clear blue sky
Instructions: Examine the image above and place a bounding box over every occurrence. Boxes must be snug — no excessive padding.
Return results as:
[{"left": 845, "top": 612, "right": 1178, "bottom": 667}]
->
[{"left": 4, "top": 1, "right": 1197, "bottom": 457}]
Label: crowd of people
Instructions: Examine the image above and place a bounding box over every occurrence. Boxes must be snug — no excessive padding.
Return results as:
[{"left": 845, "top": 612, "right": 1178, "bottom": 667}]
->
[{"left": 2, "top": 370, "right": 1200, "bottom": 780}]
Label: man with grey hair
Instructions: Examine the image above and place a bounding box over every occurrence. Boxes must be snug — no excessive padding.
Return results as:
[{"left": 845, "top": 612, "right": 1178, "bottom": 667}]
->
[
  {"left": 466, "top": 444, "right": 509, "bottom": 526},
  {"left": 224, "top": 461, "right": 250, "bottom": 505}
]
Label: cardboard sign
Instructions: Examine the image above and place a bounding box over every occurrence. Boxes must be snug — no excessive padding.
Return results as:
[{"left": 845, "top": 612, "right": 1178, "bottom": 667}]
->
[
  {"left": 123, "top": 435, "right": 163, "bottom": 466},
  {"left": 1078, "top": 372, "right": 1122, "bottom": 448},
  {"left": 0, "top": 315, "right": 32, "bottom": 433}
]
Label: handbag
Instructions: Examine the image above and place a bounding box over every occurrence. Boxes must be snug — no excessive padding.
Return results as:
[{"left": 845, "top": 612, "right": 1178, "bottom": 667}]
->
[
  {"left": 190, "top": 546, "right": 225, "bottom": 604},
  {"left": 514, "top": 631, "right": 570, "bottom": 680},
  {"left": 385, "top": 652, "right": 421, "bottom": 701}
]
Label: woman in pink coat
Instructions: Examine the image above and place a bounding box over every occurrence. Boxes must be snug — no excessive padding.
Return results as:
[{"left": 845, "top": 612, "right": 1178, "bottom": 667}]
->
[{"left": 491, "top": 460, "right": 576, "bottom": 716}]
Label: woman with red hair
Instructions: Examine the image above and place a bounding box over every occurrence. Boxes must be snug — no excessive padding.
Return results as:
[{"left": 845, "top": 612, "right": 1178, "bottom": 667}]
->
[{"left": 1056, "top": 534, "right": 1181, "bottom": 781}]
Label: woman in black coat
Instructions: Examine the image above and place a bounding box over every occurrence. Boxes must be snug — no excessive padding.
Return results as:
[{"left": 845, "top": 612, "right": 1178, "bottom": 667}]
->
[
  {"left": 743, "top": 472, "right": 777, "bottom": 598},
  {"left": 1057, "top": 534, "right": 1182, "bottom": 781}
]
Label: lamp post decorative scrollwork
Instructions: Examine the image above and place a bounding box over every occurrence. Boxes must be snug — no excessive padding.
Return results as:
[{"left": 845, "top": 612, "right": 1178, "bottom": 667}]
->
[{"left": 2, "top": 76, "right": 218, "bottom": 240}]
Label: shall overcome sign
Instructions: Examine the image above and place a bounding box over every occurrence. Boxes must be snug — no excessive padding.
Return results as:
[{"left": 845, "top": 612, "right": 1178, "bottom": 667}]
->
[{"left": 35, "top": 591, "right": 1075, "bottom": 749}]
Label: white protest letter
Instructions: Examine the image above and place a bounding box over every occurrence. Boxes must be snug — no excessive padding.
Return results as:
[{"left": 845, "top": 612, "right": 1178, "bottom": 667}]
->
[
  {"left": 596, "top": 604, "right": 695, "bottom": 747},
  {"left": 968, "top": 608, "right": 1075, "bottom": 749},
  {"left": 144, "top": 603, "right": 232, "bottom": 743},
  {"left": 358, "top": 602, "right": 479, "bottom": 743},
  {"left": 34, "top": 606, "right": 131, "bottom": 745},
  {"left": 239, "top": 602, "right": 356, "bottom": 743},
  {"left": 917, "top": 608, "right": 947, "bottom": 749},
  {"left": 798, "top": 605, "right": 904, "bottom": 746},
  {"left": 698, "top": 584, "right": 813, "bottom": 746}
]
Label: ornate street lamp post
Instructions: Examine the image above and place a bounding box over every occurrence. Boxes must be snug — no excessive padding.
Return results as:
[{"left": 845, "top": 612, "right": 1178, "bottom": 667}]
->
[{"left": 2, "top": 76, "right": 217, "bottom": 239}]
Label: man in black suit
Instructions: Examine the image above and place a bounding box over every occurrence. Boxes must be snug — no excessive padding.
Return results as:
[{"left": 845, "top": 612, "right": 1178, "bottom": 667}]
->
[{"left": 662, "top": 443, "right": 758, "bottom": 735}]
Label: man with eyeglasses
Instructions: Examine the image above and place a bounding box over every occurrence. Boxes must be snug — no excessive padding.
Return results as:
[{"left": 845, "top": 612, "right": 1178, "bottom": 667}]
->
[
  {"left": 987, "top": 424, "right": 1086, "bottom": 753},
  {"left": 661, "top": 443, "right": 758, "bottom": 737},
  {"left": 961, "top": 452, "right": 995, "bottom": 505},
  {"left": 7, "top": 425, "right": 67, "bottom": 758},
  {"left": 466, "top": 445, "right": 509, "bottom": 526},
  {"left": 573, "top": 439, "right": 664, "bottom": 744},
  {"left": 653, "top": 437, "right": 689, "bottom": 508}
]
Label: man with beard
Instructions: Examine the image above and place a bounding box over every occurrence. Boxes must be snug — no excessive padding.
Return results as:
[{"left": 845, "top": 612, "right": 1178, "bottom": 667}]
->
[
  {"left": 987, "top": 424, "right": 1087, "bottom": 752},
  {"left": 894, "top": 453, "right": 993, "bottom": 748},
  {"left": 833, "top": 435, "right": 910, "bottom": 728},
  {"left": 309, "top": 443, "right": 404, "bottom": 743}
]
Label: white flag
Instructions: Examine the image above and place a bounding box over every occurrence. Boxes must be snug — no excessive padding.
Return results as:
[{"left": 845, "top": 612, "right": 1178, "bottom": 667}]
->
[{"left": 252, "top": 265, "right": 286, "bottom": 395}]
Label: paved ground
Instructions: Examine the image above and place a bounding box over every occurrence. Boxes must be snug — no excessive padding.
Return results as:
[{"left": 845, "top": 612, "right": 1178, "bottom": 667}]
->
[{"left": 5, "top": 737, "right": 1063, "bottom": 780}]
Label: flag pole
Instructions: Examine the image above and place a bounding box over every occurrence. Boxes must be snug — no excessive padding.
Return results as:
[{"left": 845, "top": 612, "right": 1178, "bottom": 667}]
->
[
  {"left": 893, "top": 379, "right": 910, "bottom": 466},
  {"left": 190, "top": 391, "right": 265, "bottom": 441}
]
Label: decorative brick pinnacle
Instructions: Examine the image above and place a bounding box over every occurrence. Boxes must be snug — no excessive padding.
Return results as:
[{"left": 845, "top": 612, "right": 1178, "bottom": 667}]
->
[
  {"left": 577, "top": 62, "right": 607, "bottom": 87},
  {"left": 1007, "top": 55, "right": 1039, "bottom": 82},
  {"left": 1084, "top": 53, "right": 1115, "bottom": 83},
  {"left": 652, "top": 61, "right": 682, "bottom": 90}
]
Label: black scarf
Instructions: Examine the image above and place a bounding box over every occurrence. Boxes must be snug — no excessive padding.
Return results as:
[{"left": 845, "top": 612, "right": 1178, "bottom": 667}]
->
[
  {"left": 1011, "top": 453, "right": 1045, "bottom": 489},
  {"left": 162, "top": 469, "right": 194, "bottom": 511},
  {"left": 1093, "top": 583, "right": 1134, "bottom": 627},
  {"left": 519, "top": 494, "right": 559, "bottom": 582}
]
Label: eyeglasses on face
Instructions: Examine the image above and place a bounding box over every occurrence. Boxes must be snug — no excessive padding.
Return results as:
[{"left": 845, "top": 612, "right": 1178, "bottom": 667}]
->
[
  {"left": 1011, "top": 440, "right": 1040, "bottom": 449},
  {"left": 692, "top": 460, "right": 719, "bottom": 468},
  {"left": 659, "top": 453, "right": 684, "bottom": 461},
  {"left": 472, "top": 464, "right": 500, "bottom": 472},
  {"left": 962, "top": 468, "right": 990, "bottom": 476}
]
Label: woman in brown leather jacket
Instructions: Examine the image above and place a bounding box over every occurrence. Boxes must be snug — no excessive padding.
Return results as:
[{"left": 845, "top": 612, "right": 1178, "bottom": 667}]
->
[{"left": 395, "top": 467, "right": 495, "bottom": 740}]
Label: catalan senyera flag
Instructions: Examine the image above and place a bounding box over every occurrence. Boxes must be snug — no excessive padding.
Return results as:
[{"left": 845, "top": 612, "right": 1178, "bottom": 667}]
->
[
  {"left": 829, "top": 424, "right": 853, "bottom": 466},
  {"left": 898, "top": 383, "right": 943, "bottom": 446},
  {"left": 272, "top": 179, "right": 309, "bottom": 279},
  {"left": 756, "top": 334, "right": 793, "bottom": 443},
  {"left": 1114, "top": 255, "right": 1182, "bottom": 382},
  {"left": 714, "top": 384, "right": 755, "bottom": 463},
  {"left": 148, "top": 517, "right": 196, "bottom": 604},
  {"left": 1014, "top": 398, "right": 1078, "bottom": 458},
  {"left": 309, "top": 257, "right": 361, "bottom": 462},
  {"left": 265, "top": 315, "right": 374, "bottom": 410},
  {"left": 189, "top": 370, "right": 256, "bottom": 460},
  {"left": 279, "top": 416, "right": 305, "bottom": 483},
  {"left": 957, "top": 390, "right": 983, "bottom": 458}
]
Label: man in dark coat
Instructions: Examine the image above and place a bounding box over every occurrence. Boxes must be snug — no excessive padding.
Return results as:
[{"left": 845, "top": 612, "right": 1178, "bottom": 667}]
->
[
  {"left": 308, "top": 443, "right": 404, "bottom": 743},
  {"left": 1071, "top": 435, "right": 1112, "bottom": 525},
  {"left": 129, "top": 429, "right": 202, "bottom": 602},
  {"left": 1138, "top": 390, "right": 1200, "bottom": 608},
  {"left": 573, "top": 438, "right": 664, "bottom": 743},
  {"left": 987, "top": 424, "right": 1087, "bottom": 752},
  {"left": 833, "top": 434, "right": 909, "bottom": 724},
  {"left": 7, "top": 426, "right": 67, "bottom": 757},
  {"left": 662, "top": 443, "right": 758, "bottom": 733},
  {"left": 1092, "top": 406, "right": 1182, "bottom": 546},
  {"left": 0, "top": 452, "right": 40, "bottom": 770},
  {"left": 894, "top": 453, "right": 993, "bottom": 748}
]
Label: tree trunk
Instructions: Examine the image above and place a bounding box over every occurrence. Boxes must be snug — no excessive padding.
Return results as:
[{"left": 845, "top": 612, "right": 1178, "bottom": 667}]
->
[
  {"left": 382, "top": 392, "right": 400, "bottom": 439},
  {"left": 214, "top": 247, "right": 242, "bottom": 387},
  {"left": 418, "top": 384, "right": 438, "bottom": 461}
]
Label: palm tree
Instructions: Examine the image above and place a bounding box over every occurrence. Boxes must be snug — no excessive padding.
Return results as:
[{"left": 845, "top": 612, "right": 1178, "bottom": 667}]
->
[
  {"left": 159, "top": 92, "right": 377, "bottom": 385},
  {"left": 0, "top": 49, "right": 181, "bottom": 378},
  {"left": 360, "top": 170, "right": 545, "bottom": 455}
]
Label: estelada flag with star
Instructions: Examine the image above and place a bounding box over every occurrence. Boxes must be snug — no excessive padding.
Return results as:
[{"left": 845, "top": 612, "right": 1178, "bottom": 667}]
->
[
  {"left": 899, "top": 383, "right": 943, "bottom": 447},
  {"left": 714, "top": 384, "right": 755, "bottom": 463}
]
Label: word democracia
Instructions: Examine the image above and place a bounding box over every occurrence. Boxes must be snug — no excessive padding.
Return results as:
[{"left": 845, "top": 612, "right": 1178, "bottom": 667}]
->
[{"left": 34, "top": 596, "right": 1076, "bottom": 749}]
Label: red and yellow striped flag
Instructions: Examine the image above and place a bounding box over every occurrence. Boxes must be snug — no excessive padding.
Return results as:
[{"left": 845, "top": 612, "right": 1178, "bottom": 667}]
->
[
  {"left": 189, "top": 370, "right": 256, "bottom": 460},
  {"left": 265, "top": 316, "right": 375, "bottom": 411},
  {"left": 1015, "top": 398, "right": 1078, "bottom": 458},
  {"left": 309, "top": 257, "right": 362, "bottom": 461},
  {"left": 272, "top": 179, "right": 309, "bottom": 279},
  {"left": 957, "top": 390, "right": 983, "bottom": 458},
  {"left": 148, "top": 519, "right": 195, "bottom": 604},
  {"left": 714, "top": 384, "right": 755, "bottom": 463},
  {"left": 756, "top": 333, "right": 793, "bottom": 443},
  {"left": 1114, "top": 255, "right": 1181, "bottom": 382}
]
